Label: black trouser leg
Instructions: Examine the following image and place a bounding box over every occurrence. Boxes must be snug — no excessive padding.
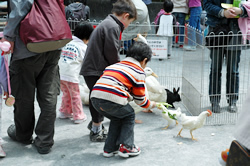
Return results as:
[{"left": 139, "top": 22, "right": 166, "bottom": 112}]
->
[{"left": 84, "top": 76, "right": 104, "bottom": 123}]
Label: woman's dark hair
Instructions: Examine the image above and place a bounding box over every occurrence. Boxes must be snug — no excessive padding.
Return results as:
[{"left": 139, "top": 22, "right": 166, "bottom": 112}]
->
[
  {"left": 74, "top": 22, "right": 94, "bottom": 40},
  {"left": 82, "top": 0, "right": 87, "bottom": 5},
  {"left": 111, "top": 0, "right": 137, "bottom": 20},
  {"left": 126, "top": 41, "right": 152, "bottom": 63},
  {"left": 64, "top": 0, "right": 73, "bottom": 6},
  {"left": 163, "top": 0, "right": 174, "bottom": 13}
]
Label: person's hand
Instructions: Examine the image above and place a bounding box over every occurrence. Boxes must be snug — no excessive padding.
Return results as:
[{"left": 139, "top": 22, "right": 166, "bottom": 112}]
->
[
  {"left": 230, "top": 7, "right": 243, "bottom": 15},
  {"left": 3, "top": 91, "right": 9, "bottom": 100},
  {"left": 1, "top": 37, "right": 14, "bottom": 54},
  {"left": 224, "top": 8, "right": 238, "bottom": 18}
]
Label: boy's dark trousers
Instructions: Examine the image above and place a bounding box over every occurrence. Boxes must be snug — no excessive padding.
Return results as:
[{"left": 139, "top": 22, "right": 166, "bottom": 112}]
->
[
  {"left": 91, "top": 98, "right": 135, "bottom": 152},
  {"left": 84, "top": 76, "right": 104, "bottom": 123},
  {"left": 9, "top": 50, "right": 61, "bottom": 148}
]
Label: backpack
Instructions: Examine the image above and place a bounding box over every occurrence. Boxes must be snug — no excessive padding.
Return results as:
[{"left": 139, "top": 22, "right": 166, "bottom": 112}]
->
[
  {"left": 20, "top": 0, "right": 72, "bottom": 53},
  {"left": 65, "top": 3, "right": 86, "bottom": 30}
]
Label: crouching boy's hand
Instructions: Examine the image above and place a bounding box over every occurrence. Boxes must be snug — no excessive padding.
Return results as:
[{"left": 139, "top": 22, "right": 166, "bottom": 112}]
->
[{"left": 151, "top": 101, "right": 156, "bottom": 108}]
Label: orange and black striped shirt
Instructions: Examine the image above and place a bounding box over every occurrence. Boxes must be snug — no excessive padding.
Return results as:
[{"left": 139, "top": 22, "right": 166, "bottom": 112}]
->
[{"left": 91, "top": 57, "right": 153, "bottom": 109}]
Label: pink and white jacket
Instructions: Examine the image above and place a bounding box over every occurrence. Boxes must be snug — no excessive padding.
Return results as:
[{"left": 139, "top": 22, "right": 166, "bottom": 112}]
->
[{"left": 238, "top": 2, "right": 250, "bottom": 44}]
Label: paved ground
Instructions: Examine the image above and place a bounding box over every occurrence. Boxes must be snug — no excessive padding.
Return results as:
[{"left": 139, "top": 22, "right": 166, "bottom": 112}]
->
[
  {"left": 1, "top": 40, "right": 247, "bottom": 165},
  {"left": 0, "top": 93, "right": 236, "bottom": 166}
]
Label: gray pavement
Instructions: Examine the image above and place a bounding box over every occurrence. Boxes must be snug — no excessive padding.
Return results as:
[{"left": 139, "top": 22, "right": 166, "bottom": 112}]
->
[{"left": 0, "top": 93, "right": 235, "bottom": 166}]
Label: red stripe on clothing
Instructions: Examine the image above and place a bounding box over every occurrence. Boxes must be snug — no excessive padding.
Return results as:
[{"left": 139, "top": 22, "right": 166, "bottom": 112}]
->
[{"left": 119, "top": 32, "right": 122, "bottom": 40}]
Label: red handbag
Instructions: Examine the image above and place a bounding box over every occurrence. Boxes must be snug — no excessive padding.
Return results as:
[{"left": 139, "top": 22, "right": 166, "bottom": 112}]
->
[{"left": 20, "top": 0, "right": 72, "bottom": 53}]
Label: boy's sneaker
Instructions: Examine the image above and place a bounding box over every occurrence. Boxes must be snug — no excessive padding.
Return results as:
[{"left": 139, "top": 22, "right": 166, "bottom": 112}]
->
[
  {"left": 58, "top": 112, "right": 73, "bottom": 119},
  {"left": 0, "top": 145, "right": 6, "bottom": 158},
  {"left": 87, "top": 121, "right": 108, "bottom": 135},
  {"left": 103, "top": 150, "right": 119, "bottom": 158},
  {"left": 118, "top": 144, "right": 141, "bottom": 158},
  {"left": 183, "top": 45, "right": 196, "bottom": 51},
  {"left": 89, "top": 130, "right": 107, "bottom": 142}
]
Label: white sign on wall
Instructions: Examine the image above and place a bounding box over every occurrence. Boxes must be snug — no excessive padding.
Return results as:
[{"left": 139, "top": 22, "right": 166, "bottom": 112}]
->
[{"left": 147, "top": 39, "right": 168, "bottom": 59}]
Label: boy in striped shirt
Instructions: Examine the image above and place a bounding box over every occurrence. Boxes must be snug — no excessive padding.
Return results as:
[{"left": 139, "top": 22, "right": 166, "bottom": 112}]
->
[{"left": 91, "top": 41, "right": 156, "bottom": 158}]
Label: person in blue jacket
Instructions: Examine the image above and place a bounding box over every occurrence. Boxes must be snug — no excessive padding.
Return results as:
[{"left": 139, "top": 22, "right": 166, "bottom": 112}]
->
[
  {"left": 142, "top": 0, "right": 152, "bottom": 5},
  {"left": 203, "top": 0, "right": 248, "bottom": 113}
]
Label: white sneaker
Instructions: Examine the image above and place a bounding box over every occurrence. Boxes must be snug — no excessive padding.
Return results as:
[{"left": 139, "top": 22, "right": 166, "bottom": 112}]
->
[
  {"left": 0, "top": 145, "right": 6, "bottom": 158},
  {"left": 183, "top": 45, "right": 196, "bottom": 51},
  {"left": 74, "top": 116, "right": 87, "bottom": 124},
  {"left": 118, "top": 144, "right": 141, "bottom": 158},
  {"left": 103, "top": 150, "right": 119, "bottom": 158},
  {"left": 58, "top": 112, "right": 73, "bottom": 119}
]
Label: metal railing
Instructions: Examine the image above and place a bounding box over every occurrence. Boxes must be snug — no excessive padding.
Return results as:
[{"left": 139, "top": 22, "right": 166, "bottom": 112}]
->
[{"left": 67, "top": 19, "right": 250, "bottom": 125}]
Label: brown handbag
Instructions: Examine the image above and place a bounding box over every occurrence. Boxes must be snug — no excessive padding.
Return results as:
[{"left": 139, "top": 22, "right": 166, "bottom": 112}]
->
[
  {"left": 20, "top": 0, "right": 72, "bottom": 53},
  {"left": 227, "top": 140, "right": 250, "bottom": 166}
]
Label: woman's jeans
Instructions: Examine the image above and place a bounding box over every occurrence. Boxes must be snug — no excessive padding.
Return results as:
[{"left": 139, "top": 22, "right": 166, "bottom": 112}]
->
[
  {"left": 91, "top": 98, "right": 135, "bottom": 152},
  {"left": 172, "top": 12, "right": 186, "bottom": 45},
  {"left": 187, "top": 7, "right": 203, "bottom": 46},
  {"left": 209, "top": 48, "right": 240, "bottom": 105}
]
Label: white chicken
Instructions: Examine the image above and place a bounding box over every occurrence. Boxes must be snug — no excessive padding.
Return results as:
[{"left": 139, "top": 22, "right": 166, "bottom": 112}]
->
[
  {"left": 133, "top": 33, "right": 148, "bottom": 44},
  {"left": 157, "top": 104, "right": 182, "bottom": 129},
  {"left": 79, "top": 76, "right": 90, "bottom": 105},
  {"left": 177, "top": 110, "right": 212, "bottom": 141}
]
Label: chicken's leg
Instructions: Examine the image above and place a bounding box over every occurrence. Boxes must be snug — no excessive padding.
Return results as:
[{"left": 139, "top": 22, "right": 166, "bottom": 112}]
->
[
  {"left": 177, "top": 128, "right": 183, "bottom": 137},
  {"left": 162, "top": 125, "right": 169, "bottom": 130},
  {"left": 190, "top": 130, "right": 197, "bottom": 141}
]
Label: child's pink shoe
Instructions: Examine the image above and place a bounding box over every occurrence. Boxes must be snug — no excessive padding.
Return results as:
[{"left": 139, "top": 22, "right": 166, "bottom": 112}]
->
[{"left": 0, "top": 145, "right": 6, "bottom": 158}]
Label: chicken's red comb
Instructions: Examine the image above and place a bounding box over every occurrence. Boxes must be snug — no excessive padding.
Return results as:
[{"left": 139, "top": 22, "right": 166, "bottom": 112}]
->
[{"left": 207, "top": 109, "right": 212, "bottom": 116}]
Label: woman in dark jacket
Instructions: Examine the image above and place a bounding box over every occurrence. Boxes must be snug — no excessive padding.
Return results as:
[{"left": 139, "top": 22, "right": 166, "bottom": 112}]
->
[{"left": 203, "top": 0, "right": 248, "bottom": 113}]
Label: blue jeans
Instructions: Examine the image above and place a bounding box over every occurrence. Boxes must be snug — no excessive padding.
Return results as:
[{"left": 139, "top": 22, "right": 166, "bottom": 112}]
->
[
  {"left": 142, "top": 0, "right": 152, "bottom": 5},
  {"left": 209, "top": 48, "right": 240, "bottom": 104},
  {"left": 172, "top": 12, "right": 186, "bottom": 45},
  {"left": 123, "top": 40, "right": 134, "bottom": 51},
  {"left": 91, "top": 98, "right": 135, "bottom": 152},
  {"left": 187, "top": 7, "right": 202, "bottom": 46}
]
